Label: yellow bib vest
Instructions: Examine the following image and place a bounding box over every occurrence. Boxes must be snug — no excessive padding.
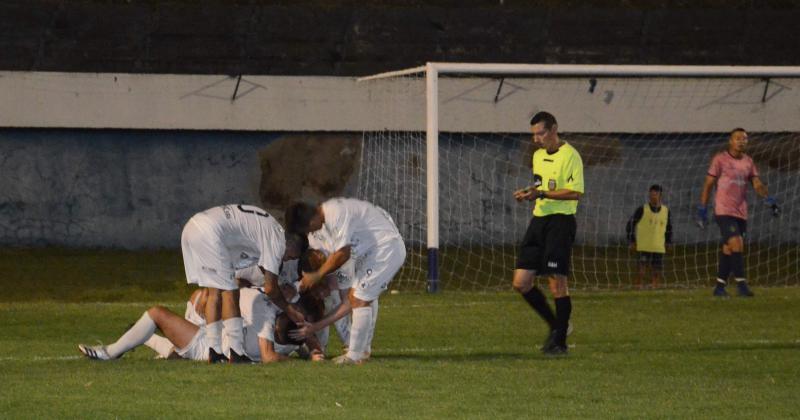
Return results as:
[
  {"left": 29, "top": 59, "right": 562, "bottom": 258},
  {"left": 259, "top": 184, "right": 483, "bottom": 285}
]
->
[{"left": 636, "top": 204, "right": 668, "bottom": 253}]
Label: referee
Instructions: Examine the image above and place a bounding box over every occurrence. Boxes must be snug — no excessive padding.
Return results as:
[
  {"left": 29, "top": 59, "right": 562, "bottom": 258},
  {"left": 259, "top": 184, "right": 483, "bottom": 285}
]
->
[{"left": 512, "top": 111, "right": 584, "bottom": 356}]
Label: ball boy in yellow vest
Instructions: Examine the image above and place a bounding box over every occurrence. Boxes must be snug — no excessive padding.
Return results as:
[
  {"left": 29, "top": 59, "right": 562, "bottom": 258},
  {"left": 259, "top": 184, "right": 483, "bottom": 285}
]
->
[{"left": 625, "top": 184, "right": 672, "bottom": 289}]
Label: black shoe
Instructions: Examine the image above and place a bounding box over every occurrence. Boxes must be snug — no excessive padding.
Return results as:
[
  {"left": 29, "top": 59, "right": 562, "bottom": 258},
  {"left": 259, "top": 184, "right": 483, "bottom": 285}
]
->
[
  {"left": 208, "top": 348, "right": 228, "bottom": 364},
  {"left": 541, "top": 329, "right": 559, "bottom": 353},
  {"left": 542, "top": 344, "right": 568, "bottom": 356},
  {"left": 229, "top": 349, "right": 256, "bottom": 364}
]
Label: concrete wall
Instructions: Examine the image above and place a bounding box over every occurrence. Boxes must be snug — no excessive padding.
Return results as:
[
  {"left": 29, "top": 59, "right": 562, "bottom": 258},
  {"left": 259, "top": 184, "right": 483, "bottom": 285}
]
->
[{"left": 4, "top": 72, "right": 800, "bottom": 133}]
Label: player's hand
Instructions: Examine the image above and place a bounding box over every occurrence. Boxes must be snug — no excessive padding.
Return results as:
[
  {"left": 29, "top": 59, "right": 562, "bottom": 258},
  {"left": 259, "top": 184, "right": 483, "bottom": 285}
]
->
[
  {"left": 299, "top": 270, "right": 322, "bottom": 292},
  {"left": 765, "top": 197, "right": 781, "bottom": 217},
  {"left": 695, "top": 205, "right": 708, "bottom": 229},
  {"left": 513, "top": 187, "right": 535, "bottom": 202},
  {"left": 289, "top": 321, "right": 314, "bottom": 340},
  {"left": 628, "top": 243, "right": 636, "bottom": 253}
]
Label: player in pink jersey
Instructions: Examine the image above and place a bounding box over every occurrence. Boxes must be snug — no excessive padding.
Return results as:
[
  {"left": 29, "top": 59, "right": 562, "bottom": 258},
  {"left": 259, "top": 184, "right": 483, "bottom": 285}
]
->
[{"left": 697, "top": 128, "right": 780, "bottom": 298}]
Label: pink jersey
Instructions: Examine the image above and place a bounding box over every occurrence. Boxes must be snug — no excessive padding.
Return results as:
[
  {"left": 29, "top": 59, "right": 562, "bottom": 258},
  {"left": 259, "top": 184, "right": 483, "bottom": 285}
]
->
[{"left": 707, "top": 151, "right": 759, "bottom": 219}]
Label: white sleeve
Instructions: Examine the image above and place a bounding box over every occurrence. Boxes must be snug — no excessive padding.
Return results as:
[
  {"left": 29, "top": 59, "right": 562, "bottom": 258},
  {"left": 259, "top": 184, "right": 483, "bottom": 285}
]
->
[{"left": 257, "top": 221, "right": 285, "bottom": 277}]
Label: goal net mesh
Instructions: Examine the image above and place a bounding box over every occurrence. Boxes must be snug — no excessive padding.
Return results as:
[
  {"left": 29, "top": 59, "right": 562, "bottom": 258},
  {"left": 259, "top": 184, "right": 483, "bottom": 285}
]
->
[{"left": 356, "top": 71, "right": 800, "bottom": 291}]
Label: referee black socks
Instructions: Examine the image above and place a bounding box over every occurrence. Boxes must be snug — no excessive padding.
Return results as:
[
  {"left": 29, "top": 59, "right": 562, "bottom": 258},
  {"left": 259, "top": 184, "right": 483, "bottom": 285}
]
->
[
  {"left": 555, "top": 296, "right": 572, "bottom": 345},
  {"left": 521, "top": 287, "right": 556, "bottom": 330}
]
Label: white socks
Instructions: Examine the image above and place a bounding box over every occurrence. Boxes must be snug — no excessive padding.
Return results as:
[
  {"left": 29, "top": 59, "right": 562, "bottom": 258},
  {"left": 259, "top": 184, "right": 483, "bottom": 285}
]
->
[
  {"left": 144, "top": 335, "right": 175, "bottom": 358},
  {"left": 365, "top": 300, "right": 379, "bottom": 355},
  {"left": 106, "top": 311, "right": 156, "bottom": 358},
  {"left": 346, "top": 306, "right": 373, "bottom": 361},
  {"left": 206, "top": 321, "right": 223, "bottom": 353},
  {"left": 223, "top": 317, "right": 245, "bottom": 355}
]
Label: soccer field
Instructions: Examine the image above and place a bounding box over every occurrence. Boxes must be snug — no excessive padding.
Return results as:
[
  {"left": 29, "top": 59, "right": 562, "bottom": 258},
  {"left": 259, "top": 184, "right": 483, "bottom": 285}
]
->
[{"left": 2, "top": 287, "right": 799, "bottom": 418}]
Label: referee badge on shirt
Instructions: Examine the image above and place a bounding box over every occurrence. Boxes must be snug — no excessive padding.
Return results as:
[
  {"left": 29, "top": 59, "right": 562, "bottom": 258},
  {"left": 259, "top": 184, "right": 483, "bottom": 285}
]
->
[{"left": 548, "top": 179, "right": 556, "bottom": 191}]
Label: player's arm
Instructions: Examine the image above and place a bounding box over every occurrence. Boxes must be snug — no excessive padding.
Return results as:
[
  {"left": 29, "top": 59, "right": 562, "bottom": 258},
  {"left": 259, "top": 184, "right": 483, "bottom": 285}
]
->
[
  {"left": 752, "top": 176, "right": 780, "bottom": 216},
  {"left": 665, "top": 209, "right": 673, "bottom": 249},
  {"left": 257, "top": 336, "right": 286, "bottom": 363},
  {"left": 752, "top": 176, "right": 768, "bottom": 198},
  {"left": 539, "top": 189, "right": 582, "bottom": 201},
  {"left": 261, "top": 269, "right": 305, "bottom": 324},
  {"left": 289, "top": 289, "right": 352, "bottom": 340},
  {"left": 626, "top": 206, "right": 644, "bottom": 245},
  {"left": 300, "top": 246, "right": 351, "bottom": 290},
  {"left": 699, "top": 175, "right": 716, "bottom": 207}
]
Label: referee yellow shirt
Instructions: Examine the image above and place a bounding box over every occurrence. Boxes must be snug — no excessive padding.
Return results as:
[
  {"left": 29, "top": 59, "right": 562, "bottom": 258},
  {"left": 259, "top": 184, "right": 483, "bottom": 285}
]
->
[{"left": 532, "top": 141, "right": 584, "bottom": 217}]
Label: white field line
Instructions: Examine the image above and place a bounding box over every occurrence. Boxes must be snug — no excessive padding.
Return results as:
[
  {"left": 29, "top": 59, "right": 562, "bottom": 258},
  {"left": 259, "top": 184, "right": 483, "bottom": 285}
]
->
[{"left": 2, "top": 339, "right": 798, "bottom": 363}]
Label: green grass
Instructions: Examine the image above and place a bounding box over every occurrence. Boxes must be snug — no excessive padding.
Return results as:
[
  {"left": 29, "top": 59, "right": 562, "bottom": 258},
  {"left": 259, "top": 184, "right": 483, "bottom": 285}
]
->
[
  {"left": 2, "top": 290, "right": 800, "bottom": 418},
  {"left": 1, "top": 248, "right": 798, "bottom": 418}
]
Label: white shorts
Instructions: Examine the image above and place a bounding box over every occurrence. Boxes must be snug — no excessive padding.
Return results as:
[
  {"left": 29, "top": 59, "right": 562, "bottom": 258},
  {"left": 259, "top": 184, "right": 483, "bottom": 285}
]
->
[
  {"left": 352, "top": 238, "right": 406, "bottom": 301},
  {"left": 176, "top": 327, "right": 209, "bottom": 361},
  {"left": 181, "top": 216, "right": 236, "bottom": 291},
  {"left": 184, "top": 299, "right": 205, "bottom": 326}
]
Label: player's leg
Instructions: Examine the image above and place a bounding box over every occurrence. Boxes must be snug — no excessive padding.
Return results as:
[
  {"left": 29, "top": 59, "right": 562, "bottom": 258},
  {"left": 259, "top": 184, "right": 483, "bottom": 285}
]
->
[
  {"left": 80, "top": 307, "right": 166, "bottom": 360},
  {"left": 144, "top": 334, "right": 176, "bottom": 359},
  {"left": 337, "top": 239, "right": 405, "bottom": 364},
  {"left": 204, "top": 287, "right": 226, "bottom": 362},
  {"left": 713, "top": 216, "right": 734, "bottom": 297},
  {"left": 635, "top": 253, "right": 647, "bottom": 289},
  {"left": 542, "top": 214, "right": 576, "bottom": 355},
  {"left": 727, "top": 219, "right": 753, "bottom": 296},
  {"left": 650, "top": 254, "right": 663, "bottom": 289},
  {"left": 513, "top": 217, "right": 556, "bottom": 332},
  {"left": 147, "top": 306, "right": 200, "bottom": 350},
  {"left": 221, "top": 289, "right": 252, "bottom": 362}
]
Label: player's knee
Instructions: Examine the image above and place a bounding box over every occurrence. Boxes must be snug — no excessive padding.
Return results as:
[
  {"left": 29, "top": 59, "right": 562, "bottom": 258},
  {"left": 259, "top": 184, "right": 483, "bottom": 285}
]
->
[
  {"left": 147, "top": 305, "right": 168, "bottom": 321},
  {"left": 512, "top": 271, "right": 533, "bottom": 294},
  {"left": 548, "top": 276, "right": 569, "bottom": 298}
]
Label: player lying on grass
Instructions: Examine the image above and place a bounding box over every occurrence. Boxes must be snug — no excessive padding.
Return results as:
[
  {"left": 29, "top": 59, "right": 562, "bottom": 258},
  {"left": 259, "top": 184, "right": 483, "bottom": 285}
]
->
[{"left": 78, "top": 252, "right": 328, "bottom": 363}]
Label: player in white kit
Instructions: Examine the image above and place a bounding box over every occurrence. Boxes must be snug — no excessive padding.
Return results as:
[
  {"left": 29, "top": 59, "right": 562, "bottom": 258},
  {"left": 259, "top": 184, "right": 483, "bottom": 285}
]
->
[
  {"left": 180, "top": 204, "right": 306, "bottom": 363},
  {"left": 285, "top": 197, "right": 406, "bottom": 364},
  {"left": 78, "top": 256, "right": 325, "bottom": 363}
]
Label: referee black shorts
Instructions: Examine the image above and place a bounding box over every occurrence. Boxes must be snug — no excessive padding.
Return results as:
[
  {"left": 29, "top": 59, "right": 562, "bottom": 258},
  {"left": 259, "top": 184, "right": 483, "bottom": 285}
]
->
[
  {"left": 515, "top": 214, "right": 577, "bottom": 277},
  {"left": 715, "top": 215, "right": 747, "bottom": 243}
]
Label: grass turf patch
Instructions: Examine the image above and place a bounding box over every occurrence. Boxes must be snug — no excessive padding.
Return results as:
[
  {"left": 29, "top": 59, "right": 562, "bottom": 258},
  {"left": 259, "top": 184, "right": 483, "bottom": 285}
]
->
[{"left": 1, "top": 289, "right": 799, "bottom": 418}]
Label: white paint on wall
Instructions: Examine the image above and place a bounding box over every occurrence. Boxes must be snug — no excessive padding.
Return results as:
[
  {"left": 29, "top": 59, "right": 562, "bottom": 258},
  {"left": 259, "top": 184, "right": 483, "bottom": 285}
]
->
[{"left": 2, "top": 71, "right": 799, "bottom": 133}]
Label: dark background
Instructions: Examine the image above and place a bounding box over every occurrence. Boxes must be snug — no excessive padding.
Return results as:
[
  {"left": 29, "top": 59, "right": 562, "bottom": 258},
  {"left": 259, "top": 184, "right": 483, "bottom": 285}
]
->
[{"left": 3, "top": 0, "right": 799, "bottom": 76}]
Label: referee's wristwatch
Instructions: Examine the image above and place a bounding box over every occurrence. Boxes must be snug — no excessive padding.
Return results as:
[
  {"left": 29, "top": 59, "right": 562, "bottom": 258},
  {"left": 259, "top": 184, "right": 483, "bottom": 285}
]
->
[{"left": 536, "top": 190, "right": 547, "bottom": 200}]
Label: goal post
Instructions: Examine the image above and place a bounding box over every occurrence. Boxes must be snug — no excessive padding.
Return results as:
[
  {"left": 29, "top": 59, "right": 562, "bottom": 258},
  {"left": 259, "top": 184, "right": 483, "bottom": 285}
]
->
[{"left": 357, "top": 63, "right": 800, "bottom": 293}]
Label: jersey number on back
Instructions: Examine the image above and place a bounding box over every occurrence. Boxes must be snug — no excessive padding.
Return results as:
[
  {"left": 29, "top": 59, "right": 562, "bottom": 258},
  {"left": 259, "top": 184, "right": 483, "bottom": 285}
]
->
[{"left": 237, "top": 204, "right": 270, "bottom": 218}]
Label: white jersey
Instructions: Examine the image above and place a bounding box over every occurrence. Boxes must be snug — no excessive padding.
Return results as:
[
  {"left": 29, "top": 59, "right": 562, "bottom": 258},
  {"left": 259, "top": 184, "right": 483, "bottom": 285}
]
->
[
  {"left": 191, "top": 204, "right": 285, "bottom": 276},
  {"left": 309, "top": 198, "right": 400, "bottom": 289}
]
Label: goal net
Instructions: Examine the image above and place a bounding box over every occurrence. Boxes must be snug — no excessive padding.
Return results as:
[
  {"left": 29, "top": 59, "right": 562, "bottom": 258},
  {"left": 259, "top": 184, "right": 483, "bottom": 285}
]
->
[{"left": 356, "top": 64, "right": 800, "bottom": 292}]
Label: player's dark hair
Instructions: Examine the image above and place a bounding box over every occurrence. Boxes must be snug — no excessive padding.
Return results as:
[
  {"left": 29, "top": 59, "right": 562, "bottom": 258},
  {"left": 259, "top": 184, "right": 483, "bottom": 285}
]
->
[
  {"left": 285, "top": 232, "right": 308, "bottom": 256},
  {"left": 730, "top": 127, "right": 747, "bottom": 136},
  {"left": 285, "top": 202, "right": 317, "bottom": 234},
  {"left": 298, "top": 249, "right": 326, "bottom": 275},
  {"left": 530, "top": 111, "right": 558, "bottom": 130},
  {"left": 649, "top": 184, "right": 663, "bottom": 192}
]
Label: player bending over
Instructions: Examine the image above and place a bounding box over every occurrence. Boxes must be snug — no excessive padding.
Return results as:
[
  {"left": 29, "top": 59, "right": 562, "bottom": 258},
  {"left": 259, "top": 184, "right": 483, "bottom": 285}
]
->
[
  {"left": 284, "top": 197, "right": 406, "bottom": 364},
  {"left": 180, "top": 204, "right": 307, "bottom": 363}
]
